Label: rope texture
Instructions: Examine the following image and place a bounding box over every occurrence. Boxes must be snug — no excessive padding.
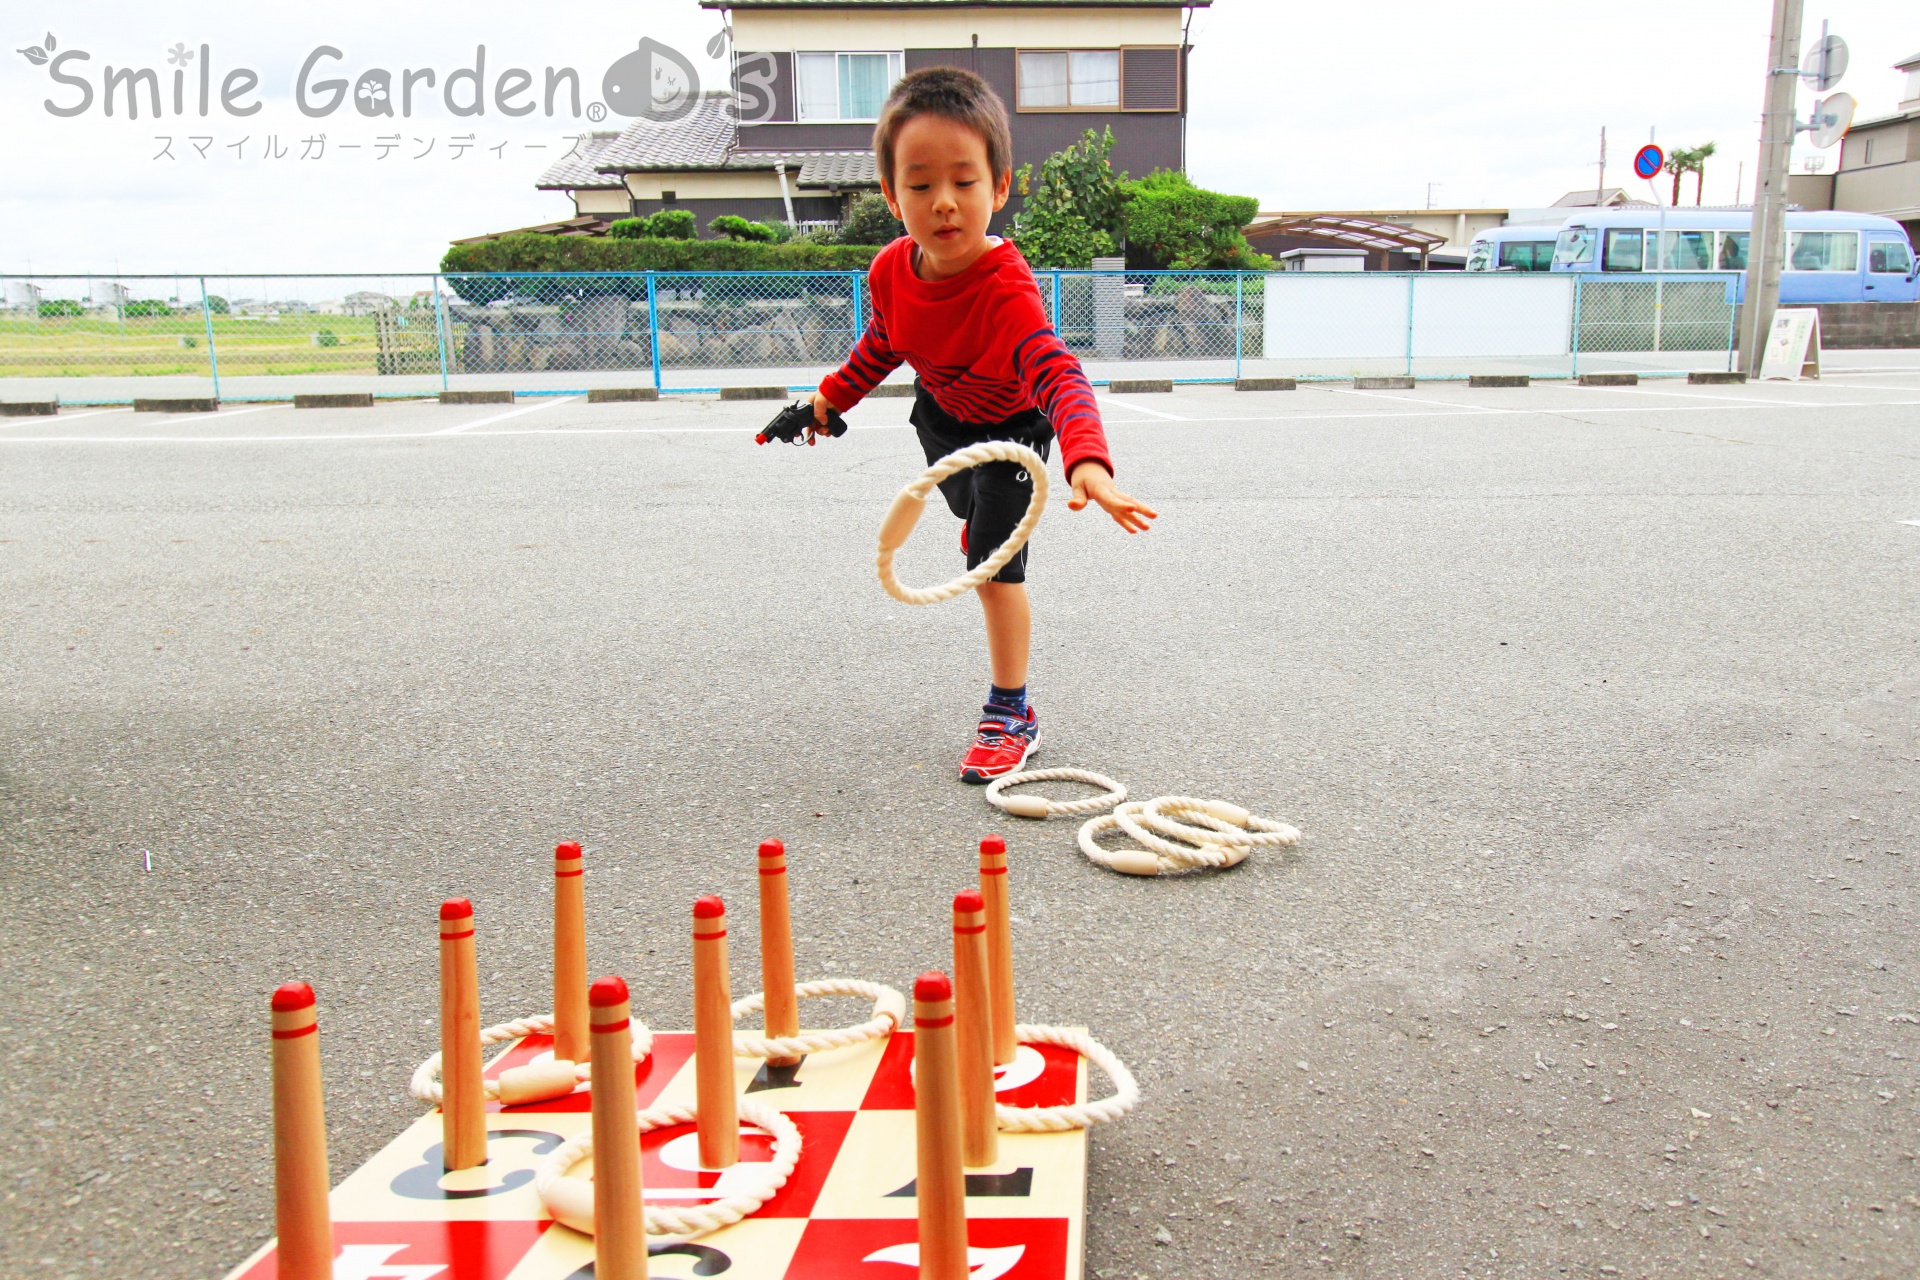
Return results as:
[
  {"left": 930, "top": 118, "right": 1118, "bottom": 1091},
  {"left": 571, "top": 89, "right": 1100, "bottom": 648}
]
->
[
  {"left": 997, "top": 1024, "right": 1140, "bottom": 1131},
  {"left": 877, "top": 441, "right": 1048, "bottom": 606},
  {"left": 1079, "top": 797, "right": 1300, "bottom": 876},
  {"left": 984, "top": 767, "right": 1127, "bottom": 818},
  {"left": 408, "top": 1012, "right": 654, "bottom": 1105},
  {"left": 533, "top": 1097, "right": 801, "bottom": 1242},
  {"left": 729, "top": 978, "right": 907, "bottom": 1059}
]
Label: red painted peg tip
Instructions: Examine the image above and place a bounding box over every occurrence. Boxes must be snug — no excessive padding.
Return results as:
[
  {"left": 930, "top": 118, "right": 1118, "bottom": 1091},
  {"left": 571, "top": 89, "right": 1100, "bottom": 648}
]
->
[
  {"left": 693, "top": 895, "right": 727, "bottom": 920},
  {"left": 555, "top": 841, "right": 582, "bottom": 859},
  {"left": 588, "top": 975, "right": 630, "bottom": 1007},
  {"left": 979, "top": 835, "right": 1006, "bottom": 856},
  {"left": 758, "top": 838, "right": 785, "bottom": 858},
  {"left": 953, "top": 888, "right": 985, "bottom": 912},
  {"left": 439, "top": 897, "right": 474, "bottom": 920},
  {"left": 914, "top": 971, "right": 953, "bottom": 1003},
  {"left": 271, "top": 981, "right": 316, "bottom": 1012}
]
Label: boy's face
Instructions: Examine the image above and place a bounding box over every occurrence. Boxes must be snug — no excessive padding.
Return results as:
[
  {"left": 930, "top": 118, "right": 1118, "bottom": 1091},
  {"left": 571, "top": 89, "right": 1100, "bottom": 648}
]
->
[{"left": 881, "top": 113, "right": 1012, "bottom": 280}]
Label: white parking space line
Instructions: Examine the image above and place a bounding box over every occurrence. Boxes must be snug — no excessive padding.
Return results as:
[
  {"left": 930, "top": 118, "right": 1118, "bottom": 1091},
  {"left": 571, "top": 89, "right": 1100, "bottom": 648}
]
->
[
  {"left": 1567, "top": 384, "right": 1808, "bottom": 407},
  {"left": 1902, "top": 520, "right": 1920, "bottom": 527},
  {"left": 1328, "top": 387, "right": 1518, "bottom": 413},
  {"left": 1, "top": 407, "right": 131, "bottom": 428},
  {"left": 433, "top": 395, "right": 578, "bottom": 434},
  {"left": 1095, "top": 394, "right": 1190, "bottom": 421}
]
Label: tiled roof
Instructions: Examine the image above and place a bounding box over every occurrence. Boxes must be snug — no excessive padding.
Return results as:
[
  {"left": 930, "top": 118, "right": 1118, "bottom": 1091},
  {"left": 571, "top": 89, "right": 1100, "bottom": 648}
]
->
[
  {"left": 534, "top": 131, "right": 627, "bottom": 190},
  {"left": 589, "top": 93, "right": 741, "bottom": 173}
]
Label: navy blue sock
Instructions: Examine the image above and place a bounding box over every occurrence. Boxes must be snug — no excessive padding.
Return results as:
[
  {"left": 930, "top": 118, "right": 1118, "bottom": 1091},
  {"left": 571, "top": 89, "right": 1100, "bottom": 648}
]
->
[{"left": 987, "top": 683, "right": 1029, "bottom": 715}]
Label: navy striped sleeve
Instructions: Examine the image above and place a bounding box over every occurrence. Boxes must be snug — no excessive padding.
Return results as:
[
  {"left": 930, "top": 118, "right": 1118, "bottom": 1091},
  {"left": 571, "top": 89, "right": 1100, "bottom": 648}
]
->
[
  {"left": 1013, "top": 326, "right": 1111, "bottom": 478},
  {"left": 820, "top": 303, "right": 904, "bottom": 411}
]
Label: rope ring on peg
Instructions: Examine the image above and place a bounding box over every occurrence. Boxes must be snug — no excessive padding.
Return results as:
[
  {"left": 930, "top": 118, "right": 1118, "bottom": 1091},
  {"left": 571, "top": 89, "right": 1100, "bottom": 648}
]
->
[
  {"left": 533, "top": 1097, "right": 801, "bottom": 1242},
  {"left": 730, "top": 978, "right": 907, "bottom": 1059},
  {"left": 409, "top": 1012, "right": 653, "bottom": 1106},
  {"left": 995, "top": 1024, "right": 1140, "bottom": 1131},
  {"left": 877, "top": 441, "right": 1048, "bottom": 605},
  {"left": 984, "top": 767, "right": 1127, "bottom": 820}
]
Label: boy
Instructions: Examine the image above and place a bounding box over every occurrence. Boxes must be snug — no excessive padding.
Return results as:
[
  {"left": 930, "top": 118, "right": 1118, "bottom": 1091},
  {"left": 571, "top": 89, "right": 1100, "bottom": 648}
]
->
[{"left": 806, "top": 67, "right": 1156, "bottom": 782}]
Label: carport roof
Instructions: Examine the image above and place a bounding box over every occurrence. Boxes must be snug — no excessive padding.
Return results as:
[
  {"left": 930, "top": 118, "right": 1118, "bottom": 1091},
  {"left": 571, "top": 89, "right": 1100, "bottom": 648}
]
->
[{"left": 1250, "top": 215, "right": 1449, "bottom": 254}]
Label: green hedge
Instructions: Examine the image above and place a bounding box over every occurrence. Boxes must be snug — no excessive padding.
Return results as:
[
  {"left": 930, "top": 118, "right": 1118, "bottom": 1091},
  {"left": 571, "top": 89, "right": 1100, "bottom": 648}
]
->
[{"left": 441, "top": 234, "right": 882, "bottom": 301}]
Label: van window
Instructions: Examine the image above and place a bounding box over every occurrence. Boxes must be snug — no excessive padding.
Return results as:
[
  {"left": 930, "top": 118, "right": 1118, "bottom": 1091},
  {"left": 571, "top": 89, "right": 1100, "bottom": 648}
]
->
[
  {"left": 1602, "top": 228, "right": 1643, "bottom": 271},
  {"left": 1466, "top": 242, "right": 1492, "bottom": 271},
  {"left": 1657, "top": 230, "right": 1714, "bottom": 271},
  {"left": 1499, "top": 241, "right": 1553, "bottom": 271},
  {"left": 1554, "top": 227, "right": 1595, "bottom": 266},
  {"left": 1869, "top": 240, "right": 1915, "bottom": 274},
  {"left": 1717, "top": 231, "right": 1749, "bottom": 271},
  {"left": 1787, "top": 230, "right": 1859, "bottom": 271}
]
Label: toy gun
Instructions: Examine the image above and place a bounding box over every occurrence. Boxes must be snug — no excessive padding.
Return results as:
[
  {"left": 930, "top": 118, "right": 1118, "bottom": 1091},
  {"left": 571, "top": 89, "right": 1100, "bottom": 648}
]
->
[{"left": 756, "top": 400, "right": 847, "bottom": 445}]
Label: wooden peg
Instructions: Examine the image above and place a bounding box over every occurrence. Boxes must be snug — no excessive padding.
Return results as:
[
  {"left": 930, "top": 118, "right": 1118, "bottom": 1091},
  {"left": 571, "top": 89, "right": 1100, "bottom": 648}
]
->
[
  {"left": 270, "top": 981, "right": 333, "bottom": 1280},
  {"left": 692, "top": 895, "right": 738, "bottom": 1168},
  {"left": 588, "top": 976, "right": 649, "bottom": 1280},
  {"left": 552, "top": 841, "right": 589, "bottom": 1066},
  {"left": 438, "top": 898, "right": 488, "bottom": 1170},
  {"left": 913, "top": 971, "right": 969, "bottom": 1280},
  {"left": 951, "top": 889, "right": 998, "bottom": 1168},
  {"left": 757, "top": 839, "right": 800, "bottom": 1068},
  {"left": 978, "top": 835, "right": 1018, "bottom": 1065}
]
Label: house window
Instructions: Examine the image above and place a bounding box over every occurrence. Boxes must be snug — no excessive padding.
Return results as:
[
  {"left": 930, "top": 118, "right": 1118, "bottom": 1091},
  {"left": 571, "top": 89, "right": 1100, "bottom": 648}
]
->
[
  {"left": 795, "top": 51, "right": 903, "bottom": 121},
  {"left": 1017, "top": 51, "right": 1120, "bottom": 109},
  {"left": 1862, "top": 137, "right": 1874, "bottom": 165},
  {"left": 1786, "top": 230, "right": 1858, "bottom": 271}
]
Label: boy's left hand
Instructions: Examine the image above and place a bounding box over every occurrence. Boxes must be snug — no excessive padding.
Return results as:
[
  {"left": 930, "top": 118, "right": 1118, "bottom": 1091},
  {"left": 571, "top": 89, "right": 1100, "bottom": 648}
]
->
[{"left": 1068, "top": 461, "right": 1157, "bottom": 533}]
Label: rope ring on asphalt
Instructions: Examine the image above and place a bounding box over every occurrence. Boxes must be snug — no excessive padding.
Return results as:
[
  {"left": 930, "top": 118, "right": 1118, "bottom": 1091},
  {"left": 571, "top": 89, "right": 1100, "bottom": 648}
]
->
[
  {"left": 984, "top": 767, "right": 1127, "bottom": 820},
  {"left": 1078, "top": 798, "right": 1299, "bottom": 876},
  {"left": 409, "top": 1012, "right": 654, "bottom": 1106},
  {"left": 996, "top": 1024, "right": 1140, "bottom": 1131},
  {"left": 877, "top": 441, "right": 1048, "bottom": 605},
  {"left": 730, "top": 978, "right": 907, "bottom": 1059},
  {"left": 532, "top": 1097, "right": 801, "bottom": 1242},
  {"left": 1137, "top": 796, "right": 1302, "bottom": 851}
]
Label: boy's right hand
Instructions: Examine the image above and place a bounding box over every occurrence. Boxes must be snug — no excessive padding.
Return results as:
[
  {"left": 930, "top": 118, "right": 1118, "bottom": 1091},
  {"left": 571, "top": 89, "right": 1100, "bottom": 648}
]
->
[{"left": 805, "top": 390, "right": 841, "bottom": 445}]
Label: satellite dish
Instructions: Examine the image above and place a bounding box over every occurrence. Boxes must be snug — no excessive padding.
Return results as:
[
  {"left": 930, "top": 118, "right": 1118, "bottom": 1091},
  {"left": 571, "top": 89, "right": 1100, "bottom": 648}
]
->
[
  {"left": 1807, "top": 92, "right": 1856, "bottom": 149},
  {"left": 1800, "top": 34, "right": 1849, "bottom": 93}
]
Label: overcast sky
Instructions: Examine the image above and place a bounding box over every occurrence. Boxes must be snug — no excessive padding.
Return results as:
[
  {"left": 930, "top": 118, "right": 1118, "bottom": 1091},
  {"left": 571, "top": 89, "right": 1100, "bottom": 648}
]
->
[{"left": 0, "top": 1, "right": 1912, "bottom": 275}]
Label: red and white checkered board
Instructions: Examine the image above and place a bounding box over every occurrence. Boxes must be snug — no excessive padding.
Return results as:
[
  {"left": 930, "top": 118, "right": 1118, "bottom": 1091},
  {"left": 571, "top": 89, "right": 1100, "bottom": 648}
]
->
[{"left": 224, "top": 1025, "right": 1089, "bottom": 1279}]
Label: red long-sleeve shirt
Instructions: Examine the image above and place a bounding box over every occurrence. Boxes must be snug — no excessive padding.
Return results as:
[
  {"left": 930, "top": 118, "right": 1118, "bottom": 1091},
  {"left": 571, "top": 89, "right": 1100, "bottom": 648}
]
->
[{"left": 820, "top": 237, "right": 1112, "bottom": 478}]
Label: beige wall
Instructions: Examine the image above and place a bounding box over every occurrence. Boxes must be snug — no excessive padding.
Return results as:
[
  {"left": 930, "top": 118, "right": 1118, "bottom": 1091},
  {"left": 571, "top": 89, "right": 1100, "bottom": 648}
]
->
[
  {"left": 733, "top": 8, "right": 1182, "bottom": 50},
  {"left": 1841, "top": 119, "right": 1910, "bottom": 169},
  {"left": 573, "top": 189, "right": 631, "bottom": 214},
  {"left": 622, "top": 171, "right": 785, "bottom": 200},
  {"left": 1834, "top": 159, "right": 1920, "bottom": 221}
]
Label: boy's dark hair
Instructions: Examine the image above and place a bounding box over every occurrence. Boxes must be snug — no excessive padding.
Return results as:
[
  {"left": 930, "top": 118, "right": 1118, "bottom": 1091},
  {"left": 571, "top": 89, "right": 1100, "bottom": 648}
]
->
[{"left": 872, "top": 67, "right": 1013, "bottom": 189}]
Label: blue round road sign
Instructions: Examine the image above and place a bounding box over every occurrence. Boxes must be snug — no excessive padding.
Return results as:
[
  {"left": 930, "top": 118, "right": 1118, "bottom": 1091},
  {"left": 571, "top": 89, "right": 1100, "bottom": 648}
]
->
[{"left": 1633, "top": 143, "right": 1665, "bottom": 180}]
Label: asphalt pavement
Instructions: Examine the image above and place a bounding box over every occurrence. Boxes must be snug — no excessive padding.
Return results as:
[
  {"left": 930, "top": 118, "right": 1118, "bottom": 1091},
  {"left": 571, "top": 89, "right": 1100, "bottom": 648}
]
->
[{"left": 3, "top": 367, "right": 1920, "bottom": 1279}]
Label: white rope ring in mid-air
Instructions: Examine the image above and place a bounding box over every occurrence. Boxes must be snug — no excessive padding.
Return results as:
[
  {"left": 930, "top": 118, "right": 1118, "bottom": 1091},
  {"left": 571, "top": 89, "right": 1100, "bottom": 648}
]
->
[
  {"left": 984, "top": 767, "right": 1127, "bottom": 819},
  {"left": 877, "top": 441, "right": 1048, "bottom": 605},
  {"left": 730, "top": 978, "right": 906, "bottom": 1059},
  {"left": 408, "top": 1012, "right": 654, "bottom": 1107},
  {"left": 995, "top": 1024, "right": 1140, "bottom": 1131},
  {"left": 533, "top": 1097, "right": 801, "bottom": 1242},
  {"left": 1078, "top": 797, "right": 1301, "bottom": 877}
]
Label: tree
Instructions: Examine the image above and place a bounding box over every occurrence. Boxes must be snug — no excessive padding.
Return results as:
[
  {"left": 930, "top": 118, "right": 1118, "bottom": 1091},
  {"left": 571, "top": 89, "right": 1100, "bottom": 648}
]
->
[
  {"left": 838, "top": 192, "right": 905, "bottom": 245},
  {"left": 1011, "top": 127, "right": 1126, "bottom": 268},
  {"left": 1118, "top": 170, "right": 1273, "bottom": 271},
  {"left": 709, "top": 214, "right": 778, "bottom": 242},
  {"left": 1664, "top": 142, "right": 1717, "bottom": 205}
]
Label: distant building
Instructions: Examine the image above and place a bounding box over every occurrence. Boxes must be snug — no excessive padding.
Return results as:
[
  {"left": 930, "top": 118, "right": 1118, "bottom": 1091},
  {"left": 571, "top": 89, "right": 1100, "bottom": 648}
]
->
[
  {"left": 1247, "top": 209, "right": 1499, "bottom": 269},
  {"left": 1789, "top": 50, "right": 1920, "bottom": 244},
  {"left": 3, "top": 280, "right": 42, "bottom": 312}
]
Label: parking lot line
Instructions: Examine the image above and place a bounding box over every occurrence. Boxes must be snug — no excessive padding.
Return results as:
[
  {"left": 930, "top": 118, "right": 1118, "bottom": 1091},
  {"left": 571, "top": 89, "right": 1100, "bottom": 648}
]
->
[
  {"left": 1095, "top": 395, "right": 1190, "bottom": 421},
  {"left": 432, "top": 395, "right": 578, "bottom": 434}
]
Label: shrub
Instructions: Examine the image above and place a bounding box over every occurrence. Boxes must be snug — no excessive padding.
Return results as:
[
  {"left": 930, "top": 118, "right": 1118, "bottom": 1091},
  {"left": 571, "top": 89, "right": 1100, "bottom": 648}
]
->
[
  {"left": 37, "top": 299, "right": 83, "bottom": 318},
  {"left": 610, "top": 209, "right": 698, "bottom": 240},
  {"left": 1011, "top": 128, "right": 1126, "bottom": 268},
  {"left": 204, "top": 295, "right": 231, "bottom": 314},
  {"left": 312, "top": 328, "right": 340, "bottom": 347},
  {"left": 439, "top": 234, "right": 884, "bottom": 303},
  {"left": 838, "top": 193, "right": 904, "bottom": 246},
  {"left": 123, "top": 299, "right": 172, "bottom": 318},
  {"left": 710, "top": 214, "right": 779, "bottom": 243},
  {"left": 1119, "top": 170, "right": 1274, "bottom": 271}
]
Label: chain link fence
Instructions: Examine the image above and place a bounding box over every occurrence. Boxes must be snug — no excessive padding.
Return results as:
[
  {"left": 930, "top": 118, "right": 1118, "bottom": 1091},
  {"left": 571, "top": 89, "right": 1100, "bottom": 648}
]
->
[{"left": 0, "top": 271, "right": 1738, "bottom": 403}]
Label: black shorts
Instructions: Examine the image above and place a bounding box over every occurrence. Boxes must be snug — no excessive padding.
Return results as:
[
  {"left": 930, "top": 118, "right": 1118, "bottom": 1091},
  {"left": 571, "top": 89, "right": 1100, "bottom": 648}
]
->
[{"left": 910, "top": 384, "right": 1054, "bottom": 585}]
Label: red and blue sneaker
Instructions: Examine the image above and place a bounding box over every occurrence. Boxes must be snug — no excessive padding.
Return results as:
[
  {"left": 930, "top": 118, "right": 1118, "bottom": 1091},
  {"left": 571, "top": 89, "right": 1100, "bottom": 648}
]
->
[{"left": 960, "top": 704, "right": 1039, "bottom": 783}]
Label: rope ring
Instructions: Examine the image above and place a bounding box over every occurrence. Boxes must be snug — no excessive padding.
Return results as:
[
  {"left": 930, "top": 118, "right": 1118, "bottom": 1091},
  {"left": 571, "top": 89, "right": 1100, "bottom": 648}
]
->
[
  {"left": 532, "top": 1097, "right": 801, "bottom": 1242},
  {"left": 1079, "top": 799, "right": 1299, "bottom": 876},
  {"left": 996, "top": 1024, "right": 1140, "bottom": 1131},
  {"left": 877, "top": 441, "right": 1048, "bottom": 606},
  {"left": 1137, "top": 796, "right": 1302, "bottom": 851},
  {"left": 730, "top": 978, "right": 907, "bottom": 1059},
  {"left": 984, "top": 767, "right": 1127, "bottom": 820},
  {"left": 408, "top": 1013, "right": 654, "bottom": 1106}
]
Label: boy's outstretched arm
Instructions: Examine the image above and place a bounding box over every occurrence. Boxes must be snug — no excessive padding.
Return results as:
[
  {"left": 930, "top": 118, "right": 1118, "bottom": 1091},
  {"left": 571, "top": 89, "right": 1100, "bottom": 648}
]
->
[
  {"left": 1068, "top": 460, "right": 1157, "bottom": 533},
  {"left": 809, "top": 296, "right": 903, "bottom": 443}
]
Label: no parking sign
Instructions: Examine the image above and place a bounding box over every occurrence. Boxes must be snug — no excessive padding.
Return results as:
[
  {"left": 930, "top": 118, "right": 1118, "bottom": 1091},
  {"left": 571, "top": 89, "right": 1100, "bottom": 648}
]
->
[{"left": 1633, "top": 144, "right": 1665, "bottom": 180}]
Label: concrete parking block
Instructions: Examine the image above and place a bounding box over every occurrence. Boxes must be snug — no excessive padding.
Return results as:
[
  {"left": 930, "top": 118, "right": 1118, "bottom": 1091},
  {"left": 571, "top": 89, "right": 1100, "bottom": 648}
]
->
[
  {"left": 439, "top": 390, "right": 515, "bottom": 405},
  {"left": 1354, "top": 376, "right": 1415, "bottom": 390},
  {"left": 133, "top": 397, "right": 219, "bottom": 413},
  {"left": 1578, "top": 372, "right": 1639, "bottom": 386},
  {"left": 1233, "top": 377, "right": 1297, "bottom": 391},
  {"left": 587, "top": 387, "right": 661, "bottom": 403},
  {"left": 1468, "top": 375, "right": 1530, "bottom": 388},
  {"left": 719, "top": 386, "right": 790, "bottom": 401},
  {"left": 293, "top": 393, "right": 375, "bottom": 409},
  {"left": 0, "top": 400, "right": 58, "bottom": 416},
  {"left": 1688, "top": 371, "right": 1748, "bottom": 385},
  {"left": 1107, "top": 379, "right": 1173, "bottom": 393},
  {"left": 866, "top": 383, "right": 917, "bottom": 398}
]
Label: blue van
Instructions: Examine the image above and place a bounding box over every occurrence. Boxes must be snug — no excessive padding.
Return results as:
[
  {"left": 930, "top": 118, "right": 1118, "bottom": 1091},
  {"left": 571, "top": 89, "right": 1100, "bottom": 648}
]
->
[{"left": 1464, "top": 225, "right": 1563, "bottom": 272}]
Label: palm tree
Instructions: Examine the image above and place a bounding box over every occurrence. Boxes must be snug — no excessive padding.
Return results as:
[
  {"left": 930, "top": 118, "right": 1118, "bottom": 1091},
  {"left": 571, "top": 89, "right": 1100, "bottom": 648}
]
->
[
  {"left": 1664, "top": 143, "right": 1719, "bottom": 204},
  {"left": 1688, "top": 141, "right": 1717, "bottom": 204}
]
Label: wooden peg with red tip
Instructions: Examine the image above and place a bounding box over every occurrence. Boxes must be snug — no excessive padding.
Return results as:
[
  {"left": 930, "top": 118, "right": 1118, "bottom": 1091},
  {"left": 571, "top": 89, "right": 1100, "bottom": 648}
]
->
[
  {"left": 757, "top": 839, "right": 800, "bottom": 1068},
  {"left": 270, "top": 981, "right": 333, "bottom": 1280},
  {"left": 588, "top": 976, "right": 649, "bottom": 1279},
  {"left": 913, "top": 970, "right": 969, "bottom": 1280},
  {"left": 438, "top": 898, "right": 488, "bottom": 1171},
  {"left": 693, "top": 895, "right": 738, "bottom": 1168},
  {"left": 951, "top": 888, "right": 998, "bottom": 1168},
  {"left": 552, "top": 841, "right": 589, "bottom": 1066},
  {"left": 978, "top": 835, "right": 1018, "bottom": 1065}
]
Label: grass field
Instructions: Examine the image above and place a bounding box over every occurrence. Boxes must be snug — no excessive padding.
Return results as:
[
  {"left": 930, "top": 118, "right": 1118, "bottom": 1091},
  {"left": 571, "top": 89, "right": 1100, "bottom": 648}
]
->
[{"left": 0, "top": 314, "right": 389, "bottom": 378}]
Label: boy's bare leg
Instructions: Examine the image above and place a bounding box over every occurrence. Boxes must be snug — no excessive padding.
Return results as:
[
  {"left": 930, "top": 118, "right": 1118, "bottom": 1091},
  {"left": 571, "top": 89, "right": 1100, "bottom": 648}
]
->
[{"left": 976, "top": 581, "right": 1030, "bottom": 690}]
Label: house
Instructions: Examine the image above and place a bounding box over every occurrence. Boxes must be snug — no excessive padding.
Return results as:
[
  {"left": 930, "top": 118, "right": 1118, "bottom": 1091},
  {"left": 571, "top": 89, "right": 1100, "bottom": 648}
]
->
[
  {"left": 1789, "top": 50, "right": 1920, "bottom": 245},
  {"left": 537, "top": 0, "right": 1206, "bottom": 236}
]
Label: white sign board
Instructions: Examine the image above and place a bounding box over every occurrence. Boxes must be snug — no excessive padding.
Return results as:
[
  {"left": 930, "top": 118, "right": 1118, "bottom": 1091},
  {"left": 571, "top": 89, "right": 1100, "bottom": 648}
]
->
[{"left": 1759, "top": 308, "right": 1822, "bottom": 380}]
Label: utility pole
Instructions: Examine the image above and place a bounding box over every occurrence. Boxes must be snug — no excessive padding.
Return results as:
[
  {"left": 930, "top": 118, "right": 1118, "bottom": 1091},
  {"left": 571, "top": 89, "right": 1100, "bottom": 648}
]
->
[
  {"left": 1595, "top": 126, "right": 1606, "bottom": 204},
  {"left": 1739, "top": 0, "right": 1804, "bottom": 375}
]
